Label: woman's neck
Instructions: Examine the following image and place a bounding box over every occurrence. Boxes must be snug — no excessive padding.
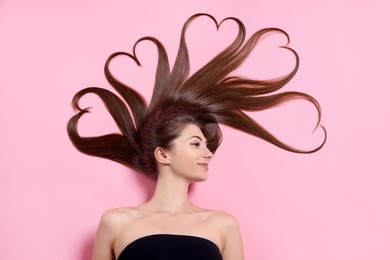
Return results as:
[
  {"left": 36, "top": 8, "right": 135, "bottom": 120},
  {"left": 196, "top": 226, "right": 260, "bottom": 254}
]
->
[
  {"left": 141, "top": 172, "right": 198, "bottom": 214},
  {"left": 143, "top": 169, "right": 204, "bottom": 214}
]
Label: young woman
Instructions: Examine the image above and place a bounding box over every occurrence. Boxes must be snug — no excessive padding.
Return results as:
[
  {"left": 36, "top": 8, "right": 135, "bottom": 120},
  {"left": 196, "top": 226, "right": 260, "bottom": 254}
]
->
[{"left": 67, "top": 13, "right": 326, "bottom": 260}]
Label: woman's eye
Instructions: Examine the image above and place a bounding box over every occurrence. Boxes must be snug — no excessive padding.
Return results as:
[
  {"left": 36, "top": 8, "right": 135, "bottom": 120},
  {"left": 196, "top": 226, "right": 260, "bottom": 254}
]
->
[{"left": 191, "top": 142, "right": 201, "bottom": 147}]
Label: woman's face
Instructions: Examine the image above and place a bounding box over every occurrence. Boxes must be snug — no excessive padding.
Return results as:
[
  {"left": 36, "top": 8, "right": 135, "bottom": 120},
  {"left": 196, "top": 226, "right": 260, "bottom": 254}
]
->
[{"left": 165, "top": 123, "right": 213, "bottom": 182}]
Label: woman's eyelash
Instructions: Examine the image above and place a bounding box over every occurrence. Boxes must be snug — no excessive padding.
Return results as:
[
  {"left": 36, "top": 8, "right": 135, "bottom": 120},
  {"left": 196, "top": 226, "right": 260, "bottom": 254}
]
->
[{"left": 191, "top": 142, "right": 201, "bottom": 147}]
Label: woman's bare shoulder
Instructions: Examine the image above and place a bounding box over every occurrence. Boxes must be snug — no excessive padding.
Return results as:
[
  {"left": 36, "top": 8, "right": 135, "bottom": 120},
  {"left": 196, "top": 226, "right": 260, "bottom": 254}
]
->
[
  {"left": 196, "top": 208, "right": 240, "bottom": 234},
  {"left": 204, "top": 209, "right": 239, "bottom": 224},
  {"left": 98, "top": 207, "right": 144, "bottom": 228},
  {"left": 204, "top": 210, "right": 243, "bottom": 259}
]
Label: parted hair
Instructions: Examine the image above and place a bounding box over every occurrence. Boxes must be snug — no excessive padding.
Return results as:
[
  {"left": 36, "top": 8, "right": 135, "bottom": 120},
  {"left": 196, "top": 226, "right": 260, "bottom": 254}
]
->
[{"left": 67, "top": 13, "right": 326, "bottom": 178}]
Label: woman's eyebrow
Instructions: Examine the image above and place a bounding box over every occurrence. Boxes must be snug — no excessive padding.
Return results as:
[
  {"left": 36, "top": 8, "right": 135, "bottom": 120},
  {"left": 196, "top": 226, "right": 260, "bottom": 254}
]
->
[
  {"left": 186, "top": 136, "right": 203, "bottom": 141},
  {"left": 186, "top": 136, "right": 208, "bottom": 145}
]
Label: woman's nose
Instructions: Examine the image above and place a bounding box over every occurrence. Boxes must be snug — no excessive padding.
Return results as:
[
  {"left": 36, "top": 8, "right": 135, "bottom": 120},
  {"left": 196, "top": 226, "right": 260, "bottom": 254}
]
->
[{"left": 203, "top": 147, "right": 213, "bottom": 159}]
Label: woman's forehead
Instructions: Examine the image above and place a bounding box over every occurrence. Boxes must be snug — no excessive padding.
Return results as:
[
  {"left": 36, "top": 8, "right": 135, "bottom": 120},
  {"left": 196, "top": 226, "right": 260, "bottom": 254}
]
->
[{"left": 179, "top": 124, "right": 206, "bottom": 140}]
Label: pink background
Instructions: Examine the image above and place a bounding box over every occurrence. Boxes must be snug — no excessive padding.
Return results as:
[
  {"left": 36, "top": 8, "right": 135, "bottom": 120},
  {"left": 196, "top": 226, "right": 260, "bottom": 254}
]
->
[{"left": 1, "top": 0, "right": 389, "bottom": 259}]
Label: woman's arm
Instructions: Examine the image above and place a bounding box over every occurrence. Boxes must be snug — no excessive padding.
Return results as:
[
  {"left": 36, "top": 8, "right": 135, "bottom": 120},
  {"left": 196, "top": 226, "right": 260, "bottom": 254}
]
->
[
  {"left": 221, "top": 214, "right": 245, "bottom": 260},
  {"left": 92, "top": 211, "right": 116, "bottom": 260}
]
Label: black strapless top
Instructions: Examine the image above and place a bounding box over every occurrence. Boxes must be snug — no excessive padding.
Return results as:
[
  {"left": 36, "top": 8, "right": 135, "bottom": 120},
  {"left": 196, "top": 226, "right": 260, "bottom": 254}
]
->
[{"left": 117, "top": 234, "right": 223, "bottom": 260}]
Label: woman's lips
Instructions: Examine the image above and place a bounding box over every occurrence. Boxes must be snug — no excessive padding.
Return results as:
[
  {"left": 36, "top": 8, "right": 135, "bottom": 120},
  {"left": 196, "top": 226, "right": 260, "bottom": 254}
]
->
[{"left": 198, "top": 163, "right": 209, "bottom": 169}]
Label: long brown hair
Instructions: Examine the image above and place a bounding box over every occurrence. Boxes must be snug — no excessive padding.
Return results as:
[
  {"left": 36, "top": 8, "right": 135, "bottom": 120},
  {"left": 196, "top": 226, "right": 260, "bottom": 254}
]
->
[{"left": 67, "top": 13, "right": 326, "bottom": 177}]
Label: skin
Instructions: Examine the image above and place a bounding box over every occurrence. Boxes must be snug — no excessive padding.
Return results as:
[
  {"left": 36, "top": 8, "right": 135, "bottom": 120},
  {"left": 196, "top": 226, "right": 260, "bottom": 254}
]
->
[{"left": 92, "top": 124, "right": 245, "bottom": 260}]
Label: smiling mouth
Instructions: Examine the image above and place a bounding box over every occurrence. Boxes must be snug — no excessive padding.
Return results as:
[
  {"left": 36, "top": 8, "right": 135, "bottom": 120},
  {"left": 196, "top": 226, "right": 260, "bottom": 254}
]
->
[{"left": 198, "top": 163, "right": 209, "bottom": 168}]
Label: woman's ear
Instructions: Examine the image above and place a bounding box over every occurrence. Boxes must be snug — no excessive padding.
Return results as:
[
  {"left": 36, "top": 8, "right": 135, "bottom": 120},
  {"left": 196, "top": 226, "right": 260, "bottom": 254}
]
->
[{"left": 154, "top": 147, "right": 170, "bottom": 164}]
